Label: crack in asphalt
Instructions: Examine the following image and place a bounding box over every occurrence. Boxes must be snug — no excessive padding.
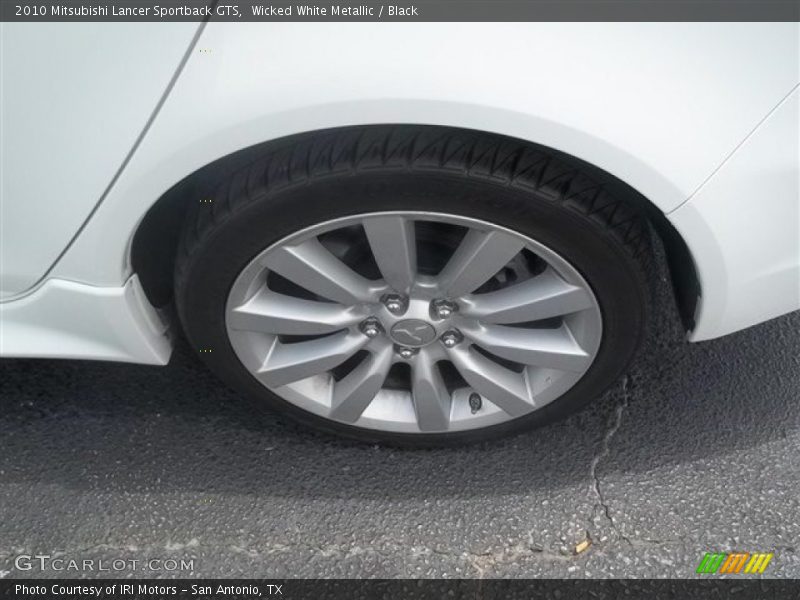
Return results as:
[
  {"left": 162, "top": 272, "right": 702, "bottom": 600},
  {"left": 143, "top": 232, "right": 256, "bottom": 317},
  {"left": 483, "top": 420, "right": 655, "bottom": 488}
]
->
[
  {"left": 587, "top": 375, "right": 632, "bottom": 546},
  {"left": 461, "top": 376, "right": 640, "bottom": 578}
]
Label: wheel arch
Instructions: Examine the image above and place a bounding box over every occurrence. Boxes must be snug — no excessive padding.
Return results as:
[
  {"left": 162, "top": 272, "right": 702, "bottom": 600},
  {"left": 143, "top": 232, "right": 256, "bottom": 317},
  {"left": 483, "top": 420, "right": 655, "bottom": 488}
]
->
[{"left": 130, "top": 124, "right": 699, "bottom": 331}]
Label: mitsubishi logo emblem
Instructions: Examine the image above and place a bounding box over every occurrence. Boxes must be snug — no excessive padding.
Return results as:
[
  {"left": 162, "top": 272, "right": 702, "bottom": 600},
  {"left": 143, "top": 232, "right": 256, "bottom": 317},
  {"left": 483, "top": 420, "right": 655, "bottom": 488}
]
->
[{"left": 390, "top": 320, "right": 437, "bottom": 347}]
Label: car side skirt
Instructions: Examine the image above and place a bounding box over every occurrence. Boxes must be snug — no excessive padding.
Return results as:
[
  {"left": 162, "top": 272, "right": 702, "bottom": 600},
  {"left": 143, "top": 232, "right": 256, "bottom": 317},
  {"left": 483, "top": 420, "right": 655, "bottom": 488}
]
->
[{"left": 0, "top": 275, "right": 171, "bottom": 364}]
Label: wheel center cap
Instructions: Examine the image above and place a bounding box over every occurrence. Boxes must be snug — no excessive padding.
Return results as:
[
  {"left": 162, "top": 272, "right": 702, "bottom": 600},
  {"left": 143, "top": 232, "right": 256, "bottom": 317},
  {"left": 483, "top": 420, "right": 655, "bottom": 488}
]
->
[{"left": 390, "top": 319, "right": 437, "bottom": 347}]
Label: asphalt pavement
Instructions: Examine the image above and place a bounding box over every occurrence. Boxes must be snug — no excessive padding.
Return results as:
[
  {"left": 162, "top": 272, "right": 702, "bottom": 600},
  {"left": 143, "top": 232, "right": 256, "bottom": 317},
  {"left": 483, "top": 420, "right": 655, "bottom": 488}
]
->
[{"left": 1, "top": 267, "right": 798, "bottom": 579}]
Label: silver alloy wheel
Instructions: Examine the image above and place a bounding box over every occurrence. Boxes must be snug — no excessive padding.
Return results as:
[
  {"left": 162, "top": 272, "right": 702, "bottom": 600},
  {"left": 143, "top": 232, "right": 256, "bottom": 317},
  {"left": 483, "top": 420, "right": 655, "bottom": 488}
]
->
[{"left": 225, "top": 212, "right": 602, "bottom": 434}]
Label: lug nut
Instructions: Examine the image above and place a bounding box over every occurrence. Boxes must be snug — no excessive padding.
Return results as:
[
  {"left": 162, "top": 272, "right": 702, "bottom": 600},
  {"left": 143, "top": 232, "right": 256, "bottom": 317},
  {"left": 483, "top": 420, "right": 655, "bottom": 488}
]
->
[
  {"left": 441, "top": 329, "right": 463, "bottom": 348},
  {"left": 431, "top": 299, "right": 458, "bottom": 320},
  {"left": 359, "top": 318, "right": 383, "bottom": 338},
  {"left": 381, "top": 294, "right": 408, "bottom": 315},
  {"left": 395, "top": 345, "right": 419, "bottom": 360}
]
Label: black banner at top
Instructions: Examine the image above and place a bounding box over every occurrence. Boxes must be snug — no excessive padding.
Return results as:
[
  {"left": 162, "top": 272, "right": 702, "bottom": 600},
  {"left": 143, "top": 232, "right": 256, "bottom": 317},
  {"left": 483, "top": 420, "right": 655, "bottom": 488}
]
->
[{"left": 2, "top": 0, "right": 800, "bottom": 22}]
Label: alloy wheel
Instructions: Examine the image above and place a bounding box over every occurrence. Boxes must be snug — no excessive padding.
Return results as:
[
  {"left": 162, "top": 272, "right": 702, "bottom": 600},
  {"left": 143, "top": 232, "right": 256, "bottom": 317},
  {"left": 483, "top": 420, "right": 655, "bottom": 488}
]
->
[{"left": 225, "top": 212, "right": 602, "bottom": 434}]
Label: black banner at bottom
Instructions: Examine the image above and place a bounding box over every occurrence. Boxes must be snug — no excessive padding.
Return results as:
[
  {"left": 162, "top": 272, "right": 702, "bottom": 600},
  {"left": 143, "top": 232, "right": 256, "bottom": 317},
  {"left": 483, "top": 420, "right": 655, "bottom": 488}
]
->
[{"left": 3, "top": 579, "right": 800, "bottom": 599}]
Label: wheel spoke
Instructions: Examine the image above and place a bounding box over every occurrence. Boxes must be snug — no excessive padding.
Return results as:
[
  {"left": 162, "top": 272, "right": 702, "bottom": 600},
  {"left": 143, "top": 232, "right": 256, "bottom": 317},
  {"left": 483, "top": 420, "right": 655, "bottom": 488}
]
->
[
  {"left": 438, "top": 229, "right": 525, "bottom": 298},
  {"left": 460, "top": 323, "right": 591, "bottom": 372},
  {"left": 229, "top": 289, "right": 365, "bottom": 335},
  {"left": 263, "top": 238, "right": 378, "bottom": 304},
  {"left": 447, "top": 345, "right": 534, "bottom": 417},
  {"left": 411, "top": 348, "right": 452, "bottom": 431},
  {"left": 461, "top": 268, "right": 594, "bottom": 324},
  {"left": 257, "top": 331, "right": 367, "bottom": 387},
  {"left": 330, "top": 345, "right": 393, "bottom": 423},
  {"left": 363, "top": 215, "right": 417, "bottom": 293}
]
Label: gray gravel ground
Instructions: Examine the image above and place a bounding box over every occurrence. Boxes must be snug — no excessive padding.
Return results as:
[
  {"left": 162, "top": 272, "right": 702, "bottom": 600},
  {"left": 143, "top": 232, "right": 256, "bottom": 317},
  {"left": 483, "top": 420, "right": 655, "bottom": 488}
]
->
[{"left": 1, "top": 265, "right": 798, "bottom": 580}]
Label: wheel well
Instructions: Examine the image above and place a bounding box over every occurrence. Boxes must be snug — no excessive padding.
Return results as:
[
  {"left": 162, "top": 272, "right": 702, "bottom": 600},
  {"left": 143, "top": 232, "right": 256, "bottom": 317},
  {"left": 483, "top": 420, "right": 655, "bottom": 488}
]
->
[{"left": 130, "top": 125, "right": 699, "bottom": 331}]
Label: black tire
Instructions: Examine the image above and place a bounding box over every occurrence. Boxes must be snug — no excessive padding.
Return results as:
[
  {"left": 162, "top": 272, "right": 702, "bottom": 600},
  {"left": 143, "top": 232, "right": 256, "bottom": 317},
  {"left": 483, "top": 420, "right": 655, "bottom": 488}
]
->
[{"left": 174, "top": 125, "right": 651, "bottom": 446}]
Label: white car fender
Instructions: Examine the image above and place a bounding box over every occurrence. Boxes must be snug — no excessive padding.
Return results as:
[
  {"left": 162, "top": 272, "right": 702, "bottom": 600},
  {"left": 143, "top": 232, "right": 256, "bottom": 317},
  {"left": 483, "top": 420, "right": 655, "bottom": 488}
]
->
[{"left": 51, "top": 22, "right": 798, "bottom": 289}]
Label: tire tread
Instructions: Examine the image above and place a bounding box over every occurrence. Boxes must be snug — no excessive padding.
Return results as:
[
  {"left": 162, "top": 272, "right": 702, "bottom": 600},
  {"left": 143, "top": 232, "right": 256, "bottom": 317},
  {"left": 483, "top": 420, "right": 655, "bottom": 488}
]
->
[{"left": 176, "top": 126, "right": 650, "bottom": 300}]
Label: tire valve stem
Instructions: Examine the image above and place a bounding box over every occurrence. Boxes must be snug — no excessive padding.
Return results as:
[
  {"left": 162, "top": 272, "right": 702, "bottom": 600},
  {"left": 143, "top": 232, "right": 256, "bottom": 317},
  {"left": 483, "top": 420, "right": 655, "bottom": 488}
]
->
[{"left": 469, "top": 393, "right": 482, "bottom": 414}]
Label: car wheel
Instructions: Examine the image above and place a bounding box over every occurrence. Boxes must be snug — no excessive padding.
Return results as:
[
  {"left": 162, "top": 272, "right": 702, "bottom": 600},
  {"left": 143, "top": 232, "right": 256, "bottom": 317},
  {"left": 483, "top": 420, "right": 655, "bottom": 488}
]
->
[{"left": 174, "top": 126, "right": 650, "bottom": 445}]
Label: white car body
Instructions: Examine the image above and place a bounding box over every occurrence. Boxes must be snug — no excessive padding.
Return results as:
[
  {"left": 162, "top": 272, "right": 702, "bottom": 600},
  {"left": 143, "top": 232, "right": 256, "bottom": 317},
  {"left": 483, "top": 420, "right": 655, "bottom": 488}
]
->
[{"left": 1, "top": 22, "right": 798, "bottom": 364}]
